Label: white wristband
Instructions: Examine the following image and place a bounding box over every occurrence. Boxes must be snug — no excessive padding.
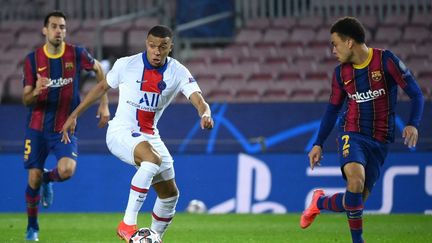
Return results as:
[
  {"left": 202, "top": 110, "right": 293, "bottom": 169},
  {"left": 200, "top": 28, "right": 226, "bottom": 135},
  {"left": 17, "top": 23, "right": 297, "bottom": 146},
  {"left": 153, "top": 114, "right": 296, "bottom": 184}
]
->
[{"left": 201, "top": 114, "right": 211, "bottom": 118}]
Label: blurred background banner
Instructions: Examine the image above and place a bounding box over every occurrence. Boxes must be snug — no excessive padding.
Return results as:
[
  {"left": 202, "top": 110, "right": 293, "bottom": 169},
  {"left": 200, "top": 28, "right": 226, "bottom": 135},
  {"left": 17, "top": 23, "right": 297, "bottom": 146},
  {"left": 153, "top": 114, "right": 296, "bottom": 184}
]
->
[
  {"left": 1, "top": 152, "right": 431, "bottom": 213},
  {"left": 1, "top": 102, "right": 431, "bottom": 154}
]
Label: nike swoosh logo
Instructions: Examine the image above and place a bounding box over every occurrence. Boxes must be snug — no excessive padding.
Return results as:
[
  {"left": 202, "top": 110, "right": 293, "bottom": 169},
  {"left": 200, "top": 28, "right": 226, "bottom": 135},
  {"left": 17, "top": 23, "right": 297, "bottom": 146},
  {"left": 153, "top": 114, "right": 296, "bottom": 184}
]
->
[
  {"left": 136, "top": 80, "right": 147, "bottom": 83},
  {"left": 344, "top": 79, "right": 352, "bottom": 85},
  {"left": 38, "top": 66, "right": 47, "bottom": 72}
]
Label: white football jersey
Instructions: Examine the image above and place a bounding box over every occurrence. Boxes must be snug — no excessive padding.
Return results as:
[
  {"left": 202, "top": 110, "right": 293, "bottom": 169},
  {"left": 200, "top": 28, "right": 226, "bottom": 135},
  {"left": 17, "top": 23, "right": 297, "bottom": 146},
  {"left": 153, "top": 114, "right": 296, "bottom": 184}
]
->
[{"left": 106, "top": 52, "right": 201, "bottom": 136}]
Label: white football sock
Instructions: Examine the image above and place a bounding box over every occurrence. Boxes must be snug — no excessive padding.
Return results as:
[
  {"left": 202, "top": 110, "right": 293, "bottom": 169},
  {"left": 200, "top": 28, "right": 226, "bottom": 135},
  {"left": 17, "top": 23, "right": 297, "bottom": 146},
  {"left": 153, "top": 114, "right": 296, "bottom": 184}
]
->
[
  {"left": 123, "top": 162, "right": 159, "bottom": 225},
  {"left": 151, "top": 195, "right": 179, "bottom": 238}
]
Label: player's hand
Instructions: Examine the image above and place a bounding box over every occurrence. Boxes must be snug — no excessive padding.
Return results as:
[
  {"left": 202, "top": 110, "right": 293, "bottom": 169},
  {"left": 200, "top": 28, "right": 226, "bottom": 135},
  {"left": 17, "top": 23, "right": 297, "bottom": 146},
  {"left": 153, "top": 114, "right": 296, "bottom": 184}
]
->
[
  {"left": 402, "top": 125, "right": 418, "bottom": 148},
  {"left": 308, "top": 145, "right": 323, "bottom": 170},
  {"left": 96, "top": 103, "right": 110, "bottom": 128},
  {"left": 201, "top": 115, "right": 214, "bottom": 130},
  {"left": 61, "top": 116, "right": 77, "bottom": 144},
  {"left": 34, "top": 74, "right": 51, "bottom": 95}
]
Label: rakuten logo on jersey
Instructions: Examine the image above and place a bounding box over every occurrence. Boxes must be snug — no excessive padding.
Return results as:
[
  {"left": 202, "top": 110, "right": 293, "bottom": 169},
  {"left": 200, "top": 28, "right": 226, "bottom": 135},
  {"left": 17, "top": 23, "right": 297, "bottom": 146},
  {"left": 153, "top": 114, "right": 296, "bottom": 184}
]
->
[
  {"left": 348, "top": 88, "right": 386, "bottom": 103},
  {"left": 48, "top": 77, "right": 73, "bottom": 87}
]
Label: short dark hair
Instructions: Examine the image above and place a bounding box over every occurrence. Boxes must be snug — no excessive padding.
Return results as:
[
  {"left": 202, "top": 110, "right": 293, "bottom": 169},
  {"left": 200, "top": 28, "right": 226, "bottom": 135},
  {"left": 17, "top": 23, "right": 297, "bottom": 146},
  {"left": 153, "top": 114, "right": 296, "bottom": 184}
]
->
[
  {"left": 147, "top": 25, "right": 173, "bottom": 39},
  {"left": 330, "top": 16, "right": 365, "bottom": 44},
  {"left": 44, "top": 10, "right": 67, "bottom": 27}
]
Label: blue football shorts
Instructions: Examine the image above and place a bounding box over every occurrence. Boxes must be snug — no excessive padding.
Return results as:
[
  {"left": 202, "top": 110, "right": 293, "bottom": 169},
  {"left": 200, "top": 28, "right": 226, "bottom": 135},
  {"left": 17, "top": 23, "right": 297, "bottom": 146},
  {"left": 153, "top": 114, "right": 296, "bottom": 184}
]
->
[
  {"left": 23, "top": 128, "right": 78, "bottom": 169},
  {"left": 336, "top": 131, "right": 389, "bottom": 192}
]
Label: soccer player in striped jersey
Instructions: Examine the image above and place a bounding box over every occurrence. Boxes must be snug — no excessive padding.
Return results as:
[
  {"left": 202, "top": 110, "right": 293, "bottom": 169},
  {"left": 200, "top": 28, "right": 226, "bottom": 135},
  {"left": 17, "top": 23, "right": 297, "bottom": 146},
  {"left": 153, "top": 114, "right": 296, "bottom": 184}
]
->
[
  {"left": 22, "top": 10, "right": 110, "bottom": 241},
  {"left": 301, "top": 17, "right": 424, "bottom": 243},
  {"left": 61, "top": 25, "right": 214, "bottom": 241}
]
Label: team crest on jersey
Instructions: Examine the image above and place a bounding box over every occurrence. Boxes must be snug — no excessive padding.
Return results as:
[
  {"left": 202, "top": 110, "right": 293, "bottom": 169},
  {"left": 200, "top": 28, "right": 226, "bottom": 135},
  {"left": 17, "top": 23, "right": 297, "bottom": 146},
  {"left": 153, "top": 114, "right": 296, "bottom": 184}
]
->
[
  {"left": 343, "top": 148, "right": 349, "bottom": 158},
  {"left": 158, "top": 80, "right": 166, "bottom": 92},
  {"left": 371, "top": 70, "right": 382, "bottom": 82},
  {"left": 65, "top": 62, "right": 74, "bottom": 71}
]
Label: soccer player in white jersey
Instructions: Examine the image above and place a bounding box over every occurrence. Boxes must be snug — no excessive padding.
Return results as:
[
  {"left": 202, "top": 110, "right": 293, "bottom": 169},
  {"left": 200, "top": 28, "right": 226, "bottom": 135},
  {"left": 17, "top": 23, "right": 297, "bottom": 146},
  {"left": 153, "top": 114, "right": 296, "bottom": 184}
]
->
[{"left": 61, "top": 25, "right": 214, "bottom": 241}]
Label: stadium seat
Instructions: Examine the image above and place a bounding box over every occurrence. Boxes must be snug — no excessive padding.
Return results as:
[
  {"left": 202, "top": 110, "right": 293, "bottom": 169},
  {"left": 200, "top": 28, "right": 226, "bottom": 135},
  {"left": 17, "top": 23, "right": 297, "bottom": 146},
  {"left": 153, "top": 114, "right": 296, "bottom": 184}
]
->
[
  {"left": 315, "top": 88, "right": 331, "bottom": 102},
  {"left": 207, "top": 88, "right": 235, "bottom": 102},
  {"left": 391, "top": 41, "right": 416, "bottom": 59},
  {"left": 68, "top": 29, "right": 96, "bottom": 48},
  {"left": 235, "top": 87, "right": 261, "bottom": 102},
  {"left": 4, "top": 74, "right": 23, "bottom": 102},
  {"left": 374, "top": 26, "right": 402, "bottom": 45},
  {"left": 289, "top": 88, "right": 316, "bottom": 102},
  {"left": 17, "top": 31, "right": 44, "bottom": 48},
  {"left": 133, "top": 17, "right": 159, "bottom": 31},
  {"left": 249, "top": 42, "right": 278, "bottom": 58},
  {"left": 402, "top": 26, "right": 430, "bottom": 43},
  {"left": 297, "top": 16, "right": 324, "bottom": 29},
  {"left": 245, "top": 18, "right": 271, "bottom": 30},
  {"left": 382, "top": 14, "right": 409, "bottom": 28},
  {"left": 262, "top": 57, "right": 289, "bottom": 74},
  {"left": 221, "top": 43, "right": 249, "bottom": 58},
  {"left": 271, "top": 17, "right": 297, "bottom": 30},
  {"left": 262, "top": 28, "right": 290, "bottom": 46},
  {"left": 410, "top": 13, "right": 432, "bottom": 28},
  {"left": 235, "top": 29, "right": 263, "bottom": 47},
  {"left": 277, "top": 41, "right": 303, "bottom": 60},
  {"left": 103, "top": 29, "right": 124, "bottom": 47},
  {"left": 290, "top": 27, "right": 316, "bottom": 45},
  {"left": 261, "top": 88, "right": 289, "bottom": 102},
  {"left": 127, "top": 29, "right": 147, "bottom": 54}
]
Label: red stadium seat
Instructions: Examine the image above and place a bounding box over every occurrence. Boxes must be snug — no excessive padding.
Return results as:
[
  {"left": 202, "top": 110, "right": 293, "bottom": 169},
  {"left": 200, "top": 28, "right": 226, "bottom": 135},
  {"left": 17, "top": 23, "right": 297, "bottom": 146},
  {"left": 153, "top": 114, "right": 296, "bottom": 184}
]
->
[
  {"left": 262, "top": 28, "right": 290, "bottom": 46},
  {"left": 235, "top": 87, "right": 261, "bottom": 102},
  {"left": 382, "top": 14, "right": 409, "bottom": 28},
  {"left": 297, "top": 16, "right": 324, "bottom": 29},
  {"left": 290, "top": 27, "right": 316, "bottom": 45},
  {"left": 271, "top": 17, "right": 297, "bottom": 30},
  {"left": 235, "top": 29, "right": 263, "bottom": 47},
  {"left": 261, "top": 88, "right": 289, "bottom": 102},
  {"left": 402, "top": 26, "right": 430, "bottom": 43},
  {"left": 410, "top": 14, "right": 432, "bottom": 28},
  {"left": 374, "top": 26, "right": 402, "bottom": 45},
  {"left": 289, "top": 88, "right": 316, "bottom": 102},
  {"left": 207, "top": 88, "right": 235, "bottom": 102},
  {"left": 245, "top": 18, "right": 271, "bottom": 30}
]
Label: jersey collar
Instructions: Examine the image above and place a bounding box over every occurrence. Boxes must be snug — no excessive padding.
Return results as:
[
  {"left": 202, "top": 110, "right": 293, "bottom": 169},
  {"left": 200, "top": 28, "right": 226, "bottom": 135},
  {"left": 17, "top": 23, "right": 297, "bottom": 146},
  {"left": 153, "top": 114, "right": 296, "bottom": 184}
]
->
[
  {"left": 43, "top": 42, "right": 65, "bottom": 59},
  {"left": 353, "top": 48, "right": 373, "bottom": 69},
  {"left": 142, "top": 52, "right": 168, "bottom": 73}
]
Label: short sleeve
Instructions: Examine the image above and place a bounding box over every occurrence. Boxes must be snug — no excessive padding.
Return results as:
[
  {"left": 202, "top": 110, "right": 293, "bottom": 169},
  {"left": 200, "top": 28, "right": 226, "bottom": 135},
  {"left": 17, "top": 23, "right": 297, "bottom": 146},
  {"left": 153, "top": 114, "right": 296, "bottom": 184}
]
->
[
  {"left": 78, "top": 47, "right": 95, "bottom": 71},
  {"left": 178, "top": 66, "right": 201, "bottom": 99},
  {"left": 23, "top": 54, "right": 36, "bottom": 87},
  {"left": 106, "top": 58, "right": 124, "bottom": 89}
]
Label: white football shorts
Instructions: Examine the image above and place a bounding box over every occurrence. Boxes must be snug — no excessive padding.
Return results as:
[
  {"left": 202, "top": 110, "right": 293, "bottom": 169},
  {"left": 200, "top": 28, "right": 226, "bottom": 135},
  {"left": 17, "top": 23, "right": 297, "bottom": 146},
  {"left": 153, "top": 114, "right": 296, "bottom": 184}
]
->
[{"left": 106, "top": 126, "right": 175, "bottom": 184}]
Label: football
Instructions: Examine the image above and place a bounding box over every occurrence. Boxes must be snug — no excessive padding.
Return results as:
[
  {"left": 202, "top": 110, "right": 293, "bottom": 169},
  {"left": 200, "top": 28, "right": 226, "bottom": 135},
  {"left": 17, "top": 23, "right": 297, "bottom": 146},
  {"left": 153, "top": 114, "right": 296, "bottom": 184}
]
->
[
  {"left": 129, "top": 227, "right": 162, "bottom": 243},
  {"left": 186, "top": 199, "right": 207, "bottom": 213}
]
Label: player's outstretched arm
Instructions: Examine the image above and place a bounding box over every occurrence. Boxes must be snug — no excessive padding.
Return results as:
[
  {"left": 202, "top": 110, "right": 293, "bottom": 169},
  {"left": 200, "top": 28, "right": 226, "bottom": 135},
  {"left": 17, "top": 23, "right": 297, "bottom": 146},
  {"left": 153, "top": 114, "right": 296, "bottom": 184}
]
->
[
  {"left": 308, "top": 145, "right": 323, "bottom": 170},
  {"left": 61, "top": 79, "right": 111, "bottom": 143},
  {"left": 189, "top": 92, "right": 214, "bottom": 130},
  {"left": 92, "top": 60, "right": 110, "bottom": 128},
  {"left": 402, "top": 125, "right": 419, "bottom": 148}
]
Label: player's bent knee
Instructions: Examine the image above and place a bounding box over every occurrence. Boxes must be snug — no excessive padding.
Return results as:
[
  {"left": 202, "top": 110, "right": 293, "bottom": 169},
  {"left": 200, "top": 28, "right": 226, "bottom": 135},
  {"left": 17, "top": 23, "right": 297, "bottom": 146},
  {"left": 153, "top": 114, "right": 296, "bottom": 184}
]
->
[{"left": 134, "top": 142, "right": 162, "bottom": 165}]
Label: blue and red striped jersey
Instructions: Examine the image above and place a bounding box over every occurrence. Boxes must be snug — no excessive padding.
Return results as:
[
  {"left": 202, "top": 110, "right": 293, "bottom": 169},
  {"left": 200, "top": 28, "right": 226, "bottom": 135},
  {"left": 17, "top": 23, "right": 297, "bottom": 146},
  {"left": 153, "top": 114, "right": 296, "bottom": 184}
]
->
[
  {"left": 22, "top": 42, "right": 95, "bottom": 132},
  {"left": 315, "top": 48, "right": 424, "bottom": 145}
]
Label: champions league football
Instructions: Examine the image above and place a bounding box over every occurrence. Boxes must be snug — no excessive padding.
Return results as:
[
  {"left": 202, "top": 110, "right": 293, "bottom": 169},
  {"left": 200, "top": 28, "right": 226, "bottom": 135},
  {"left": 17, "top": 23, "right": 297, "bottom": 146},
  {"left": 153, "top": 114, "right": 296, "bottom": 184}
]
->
[{"left": 129, "top": 228, "right": 162, "bottom": 243}]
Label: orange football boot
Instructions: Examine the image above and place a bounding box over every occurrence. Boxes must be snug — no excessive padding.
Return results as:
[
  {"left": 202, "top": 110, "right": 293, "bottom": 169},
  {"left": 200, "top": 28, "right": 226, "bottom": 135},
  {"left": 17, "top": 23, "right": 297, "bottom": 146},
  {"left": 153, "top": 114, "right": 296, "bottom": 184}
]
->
[
  {"left": 117, "top": 220, "right": 137, "bottom": 242},
  {"left": 300, "top": 189, "right": 325, "bottom": 229}
]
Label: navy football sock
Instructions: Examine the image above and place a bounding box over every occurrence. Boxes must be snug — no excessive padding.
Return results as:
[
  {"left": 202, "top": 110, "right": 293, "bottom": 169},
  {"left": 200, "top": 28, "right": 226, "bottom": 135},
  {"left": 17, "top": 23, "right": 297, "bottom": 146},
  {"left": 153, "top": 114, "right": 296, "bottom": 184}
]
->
[
  {"left": 345, "top": 191, "right": 364, "bottom": 243},
  {"left": 25, "top": 185, "right": 40, "bottom": 230},
  {"left": 317, "top": 192, "right": 345, "bottom": 212}
]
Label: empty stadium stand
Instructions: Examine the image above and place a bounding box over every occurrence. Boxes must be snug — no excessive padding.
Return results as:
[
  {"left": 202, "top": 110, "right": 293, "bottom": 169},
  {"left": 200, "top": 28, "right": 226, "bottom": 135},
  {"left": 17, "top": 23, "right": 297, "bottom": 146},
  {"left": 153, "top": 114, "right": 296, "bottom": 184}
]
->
[{"left": 0, "top": 0, "right": 431, "bottom": 103}]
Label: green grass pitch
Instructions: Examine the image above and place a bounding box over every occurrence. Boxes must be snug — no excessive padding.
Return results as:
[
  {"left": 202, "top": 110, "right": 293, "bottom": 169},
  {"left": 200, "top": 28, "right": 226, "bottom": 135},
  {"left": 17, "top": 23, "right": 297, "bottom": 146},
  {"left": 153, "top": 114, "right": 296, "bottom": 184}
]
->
[{"left": 0, "top": 213, "right": 431, "bottom": 242}]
